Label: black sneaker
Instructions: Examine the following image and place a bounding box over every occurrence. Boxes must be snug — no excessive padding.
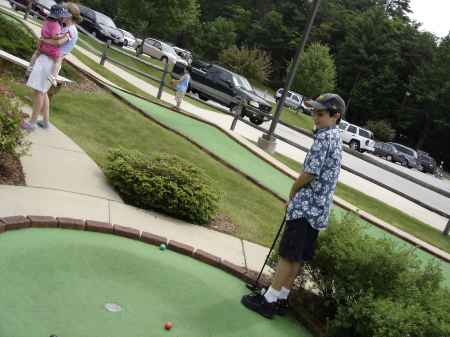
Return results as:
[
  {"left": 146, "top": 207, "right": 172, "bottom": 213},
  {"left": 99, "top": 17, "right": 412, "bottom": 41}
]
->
[
  {"left": 241, "top": 293, "right": 277, "bottom": 319},
  {"left": 277, "top": 298, "right": 290, "bottom": 315}
]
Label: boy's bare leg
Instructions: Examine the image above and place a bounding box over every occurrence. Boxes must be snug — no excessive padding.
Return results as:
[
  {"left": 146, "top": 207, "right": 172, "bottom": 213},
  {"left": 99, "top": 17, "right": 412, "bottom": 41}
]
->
[
  {"left": 176, "top": 101, "right": 181, "bottom": 109},
  {"left": 51, "top": 57, "right": 62, "bottom": 78},
  {"left": 271, "top": 257, "right": 302, "bottom": 291}
]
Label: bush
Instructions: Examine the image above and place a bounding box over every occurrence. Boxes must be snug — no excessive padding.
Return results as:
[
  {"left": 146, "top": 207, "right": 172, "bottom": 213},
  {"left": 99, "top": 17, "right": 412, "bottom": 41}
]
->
[
  {"left": 105, "top": 147, "right": 221, "bottom": 224},
  {"left": 217, "top": 44, "right": 272, "bottom": 84},
  {"left": 0, "top": 75, "right": 31, "bottom": 159},
  {"left": 364, "top": 119, "right": 395, "bottom": 142},
  {"left": 268, "top": 211, "right": 450, "bottom": 336}
]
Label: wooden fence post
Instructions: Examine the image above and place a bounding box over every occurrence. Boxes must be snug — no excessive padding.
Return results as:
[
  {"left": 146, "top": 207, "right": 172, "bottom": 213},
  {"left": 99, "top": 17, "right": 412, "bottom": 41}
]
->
[
  {"left": 443, "top": 219, "right": 450, "bottom": 236},
  {"left": 157, "top": 62, "right": 170, "bottom": 99},
  {"left": 100, "top": 40, "right": 111, "bottom": 66},
  {"left": 230, "top": 96, "right": 245, "bottom": 131}
]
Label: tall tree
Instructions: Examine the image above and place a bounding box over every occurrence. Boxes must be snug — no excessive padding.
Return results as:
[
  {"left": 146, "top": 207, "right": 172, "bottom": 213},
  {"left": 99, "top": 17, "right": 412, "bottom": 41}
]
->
[
  {"left": 335, "top": 9, "right": 395, "bottom": 122},
  {"left": 287, "top": 42, "right": 336, "bottom": 99},
  {"left": 119, "top": 0, "right": 199, "bottom": 56},
  {"left": 193, "top": 17, "right": 237, "bottom": 61}
]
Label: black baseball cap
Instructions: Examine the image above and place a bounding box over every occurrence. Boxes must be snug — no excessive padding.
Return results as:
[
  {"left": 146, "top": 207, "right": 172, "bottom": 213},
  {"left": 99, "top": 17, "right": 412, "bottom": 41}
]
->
[{"left": 305, "top": 93, "right": 346, "bottom": 117}]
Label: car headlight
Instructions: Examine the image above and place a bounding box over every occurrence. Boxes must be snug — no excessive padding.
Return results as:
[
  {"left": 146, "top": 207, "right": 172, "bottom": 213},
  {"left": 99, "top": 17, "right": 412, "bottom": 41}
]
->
[
  {"left": 44, "top": 9, "right": 49, "bottom": 14},
  {"left": 248, "top": 101, "right": 260, "bottom": 108}
]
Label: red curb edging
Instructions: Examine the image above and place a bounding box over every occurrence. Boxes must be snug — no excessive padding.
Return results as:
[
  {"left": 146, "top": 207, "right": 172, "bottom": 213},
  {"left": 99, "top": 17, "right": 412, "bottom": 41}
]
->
[
  {"left": 0, "top": 215, "right": 31, "bottom": 230},
  {"left": 85, "top": 220, "right": 113, "bottom": 234},
  {"left": 114, "top": 225, "right": 140, "bottom": 240},
  {"left": 57, "top": 217, "right": 85, "bottom": 230},
  {"left": 27, "top": 215, "right": 58, "bottom": 228},
  {"left": 167, "top": 240, "right": 195, "bottom": 257}
]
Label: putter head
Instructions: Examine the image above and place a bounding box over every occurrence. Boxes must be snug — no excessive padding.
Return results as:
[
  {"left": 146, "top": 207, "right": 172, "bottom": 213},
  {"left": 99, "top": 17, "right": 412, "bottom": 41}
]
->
[{"left": 246, "top": 283, "right": 259, "bottom": 292}]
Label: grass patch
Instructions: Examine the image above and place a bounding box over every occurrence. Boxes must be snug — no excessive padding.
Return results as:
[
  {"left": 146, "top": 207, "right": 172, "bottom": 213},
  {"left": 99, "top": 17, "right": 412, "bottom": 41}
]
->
[{"left": 12, "top": 84, "right": 285, "bottom": 247}]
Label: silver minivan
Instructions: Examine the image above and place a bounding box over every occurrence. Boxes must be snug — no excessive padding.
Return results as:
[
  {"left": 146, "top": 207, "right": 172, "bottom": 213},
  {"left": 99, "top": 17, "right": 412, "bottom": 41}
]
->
[{"left": 387, "top": 142, "right": 423, "bottom": 170}]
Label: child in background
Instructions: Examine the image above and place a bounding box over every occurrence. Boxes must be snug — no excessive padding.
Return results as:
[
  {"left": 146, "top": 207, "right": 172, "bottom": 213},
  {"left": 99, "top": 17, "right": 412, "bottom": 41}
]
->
[
  {"left": 27, "top": 4, "right": 72, "bottom": 86},
  {"left": 171, "top": 65, "right": 192, "bottom": 111}
]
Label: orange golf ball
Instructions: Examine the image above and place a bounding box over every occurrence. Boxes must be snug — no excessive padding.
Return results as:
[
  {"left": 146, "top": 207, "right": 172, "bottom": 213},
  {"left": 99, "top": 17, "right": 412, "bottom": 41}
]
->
[{"left": 165, "top": 322, "right": 172, "bottom": 330}]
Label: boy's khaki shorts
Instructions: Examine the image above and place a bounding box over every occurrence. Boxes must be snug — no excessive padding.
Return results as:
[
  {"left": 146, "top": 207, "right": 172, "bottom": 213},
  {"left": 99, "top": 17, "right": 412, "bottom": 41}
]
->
[{"left": 175, "top": 89, "right": 186, "bottom": 103}]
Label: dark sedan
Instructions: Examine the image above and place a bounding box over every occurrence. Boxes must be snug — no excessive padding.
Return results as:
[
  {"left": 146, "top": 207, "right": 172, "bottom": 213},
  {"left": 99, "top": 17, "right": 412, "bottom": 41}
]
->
[
  {"left": 420, "top": 154, "right": 437, "bottom": 174},
  {"left": 373, "top": 142, "right": 407, "bottom": 165}
]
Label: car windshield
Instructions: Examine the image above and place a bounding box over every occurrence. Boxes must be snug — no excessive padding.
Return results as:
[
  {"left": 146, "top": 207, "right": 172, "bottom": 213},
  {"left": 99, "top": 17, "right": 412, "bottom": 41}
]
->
[
  {"left": 97, "top": 13, "right": 117, "bottom": 29},
  {"left": 422, "top": 155, "right": 432, "bottom": 163},
  {"left": 38, "top": 0, "right": 56, "bottom": 8},
  {"left": 162, "top": 44, "right": 177, "bottom": 55},
  {"left": 232, "top": 74, "right": 254, "bottom": 92}
]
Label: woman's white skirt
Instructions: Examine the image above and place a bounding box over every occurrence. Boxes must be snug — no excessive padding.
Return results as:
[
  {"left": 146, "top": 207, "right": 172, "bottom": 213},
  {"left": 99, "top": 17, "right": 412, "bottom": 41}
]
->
[{"left": 26, "top": 53, "right": 60, "bottom": 93}]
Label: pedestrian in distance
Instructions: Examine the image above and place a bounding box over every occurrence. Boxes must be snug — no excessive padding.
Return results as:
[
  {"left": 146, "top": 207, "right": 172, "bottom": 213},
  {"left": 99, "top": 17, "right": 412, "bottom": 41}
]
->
[
  {"left": 435, "top": 161, "right": 444, "bottom": 180},
  {"left": 27, "top": 4, "right": 73, "bottom": 87},
  {"left": 171, "top": 65, "right": 192, "bottom": 111},
  {"left": 241, "top": 93, "right": 346, "bottom": 319},
  {"left": 25, "top": 2, "right": 82, "bottom": 133}
]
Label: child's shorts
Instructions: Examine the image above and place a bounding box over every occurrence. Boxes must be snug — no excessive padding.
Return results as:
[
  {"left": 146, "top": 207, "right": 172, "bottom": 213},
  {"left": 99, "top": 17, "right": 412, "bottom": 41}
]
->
[
  {"left": 278, "top": 218, "right": 319, "bottom": 263},
  {"left": 175, "top": 89, "right": 186, "bottom": 102}
]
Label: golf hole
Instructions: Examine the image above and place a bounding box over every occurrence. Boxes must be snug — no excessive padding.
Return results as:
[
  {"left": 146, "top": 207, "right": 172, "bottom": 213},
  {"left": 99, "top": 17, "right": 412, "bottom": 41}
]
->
[{"left": 105, "top": 302, "right": 122, "bottom": 312}]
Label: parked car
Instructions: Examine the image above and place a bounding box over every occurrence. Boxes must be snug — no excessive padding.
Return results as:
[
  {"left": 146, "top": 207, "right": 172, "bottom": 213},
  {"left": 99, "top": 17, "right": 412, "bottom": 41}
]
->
[
  {"left": 275, "top": 88, "right": 313, "bottom": 115},
  {"left": 418, "top": 151, "right": 437, "bottom": 174},
  {"left": 9, "top": 0, "right": 56, "bottom": 19},
  {"left": 386, "top": 142, "right": 423, "bottom": 170},
  {"left": 77, "top": 5, "right": 124, "bottom": 47},
  {"left": 173, "top": 47, "right": 193, "bottom": 65},
  {"left": 339, "top": 121, "right": 375, "bottom": 153},
  {"left": 133, "top": 38, "right": 179, "bottom": 65},
  {"left": 172, "top": 60, "right": 272, "bottom": 125},
  {"left": 373, "top": 141, "right": 406, "bottom": 165},
  {"left": 118, "top": 29, "right": 135, "bottom": 47}
]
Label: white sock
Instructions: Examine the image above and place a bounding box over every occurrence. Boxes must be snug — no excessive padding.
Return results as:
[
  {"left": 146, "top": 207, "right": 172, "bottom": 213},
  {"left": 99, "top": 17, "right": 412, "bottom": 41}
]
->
[
  {"left": 263, "top": 286, "right": 280, "bottom": 303},
  {"left": 278, "top": 287, "right": 291, "bottom": 300}
]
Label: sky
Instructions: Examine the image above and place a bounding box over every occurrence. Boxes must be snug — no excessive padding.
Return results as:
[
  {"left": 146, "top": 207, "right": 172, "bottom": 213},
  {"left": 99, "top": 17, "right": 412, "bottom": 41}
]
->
[{"left": 408, "top": 0, "right": 450, "bottom": 38}]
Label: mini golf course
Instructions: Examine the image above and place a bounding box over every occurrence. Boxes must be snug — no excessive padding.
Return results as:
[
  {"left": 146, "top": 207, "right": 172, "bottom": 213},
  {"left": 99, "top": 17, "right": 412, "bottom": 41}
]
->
[
  {"left": 0, "top": 228, "right": 310, "bottom": 336},
  {"left": 108, "top": 86, "right": 450, "bottom": 288}
]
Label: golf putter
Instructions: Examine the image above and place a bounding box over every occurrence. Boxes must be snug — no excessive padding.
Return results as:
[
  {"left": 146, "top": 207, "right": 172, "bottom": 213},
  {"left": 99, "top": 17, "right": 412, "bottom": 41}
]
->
[{"left": 246, "top": 217, "right": 286, "bottom": 292}]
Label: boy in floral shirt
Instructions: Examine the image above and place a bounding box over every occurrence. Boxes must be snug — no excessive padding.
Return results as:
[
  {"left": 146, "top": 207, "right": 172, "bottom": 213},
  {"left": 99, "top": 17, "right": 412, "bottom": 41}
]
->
[{"left": 241, "top": 93, "right": 346, "bottom": 319}]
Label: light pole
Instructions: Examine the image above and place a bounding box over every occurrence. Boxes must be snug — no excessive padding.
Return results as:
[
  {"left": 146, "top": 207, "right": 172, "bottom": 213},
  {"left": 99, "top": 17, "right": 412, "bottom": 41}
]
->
[
  {"left": 257, "top": 0, "right": 322, "bottom": 154},
  {"left": 395, "top": 91, "right": 411, "bottom": 137}
]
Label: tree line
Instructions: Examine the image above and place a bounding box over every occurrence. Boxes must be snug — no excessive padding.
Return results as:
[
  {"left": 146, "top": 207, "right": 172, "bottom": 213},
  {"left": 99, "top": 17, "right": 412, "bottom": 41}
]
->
[{"left": 77, "top": 0, "right": 450, "bottom": 168}]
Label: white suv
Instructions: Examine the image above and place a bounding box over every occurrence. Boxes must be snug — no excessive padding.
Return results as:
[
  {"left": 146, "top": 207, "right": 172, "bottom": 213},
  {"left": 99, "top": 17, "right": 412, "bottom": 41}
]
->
[
  {"left": 339, "top": 121, "right": 375, "bottom": 153},
  {"left": 275, "top": 89, "right": 313, "bottom": 115}
]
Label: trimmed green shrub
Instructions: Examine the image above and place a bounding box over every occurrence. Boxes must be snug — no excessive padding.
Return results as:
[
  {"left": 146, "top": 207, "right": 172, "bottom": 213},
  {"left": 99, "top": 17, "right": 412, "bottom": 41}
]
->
[
  {"left": 105, "top": 147, "right": 221, "bottom": 224},
  {"left": 0, "top": 74, "right": 31, "bottom": 159},
  {"left": 268, "top": 211, "right": 450, "bottom": 336}
]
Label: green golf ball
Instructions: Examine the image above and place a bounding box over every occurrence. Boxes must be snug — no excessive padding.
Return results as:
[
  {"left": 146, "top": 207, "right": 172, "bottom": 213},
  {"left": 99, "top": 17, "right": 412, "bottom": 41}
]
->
[{"left": 160, "top": 244, "right": 166, "bottom": 250}]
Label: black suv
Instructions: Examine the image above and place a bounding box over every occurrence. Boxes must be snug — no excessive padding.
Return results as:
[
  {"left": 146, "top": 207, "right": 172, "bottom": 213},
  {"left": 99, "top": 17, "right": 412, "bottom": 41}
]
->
[
  {"left": 418, "top": 151, "right": 437, "bottom": 174},
  {"left": 77, "top": 5, "right": 124, "bottom": 47}
]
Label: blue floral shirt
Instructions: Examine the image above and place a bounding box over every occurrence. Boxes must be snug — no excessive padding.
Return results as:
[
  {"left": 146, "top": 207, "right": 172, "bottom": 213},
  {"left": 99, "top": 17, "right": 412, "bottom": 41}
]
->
[{"left": 285, "top": 124, "right": 342, "bottom": 230}]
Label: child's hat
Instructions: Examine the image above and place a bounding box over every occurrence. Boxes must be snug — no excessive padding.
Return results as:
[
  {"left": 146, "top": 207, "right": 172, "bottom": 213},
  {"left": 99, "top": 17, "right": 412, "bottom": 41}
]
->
[
  {"left": 305, "top": 93, "right": 346, "bottom": 116},
  {"left": 48, "top": 4, "right": 72, "bottom": 19}
]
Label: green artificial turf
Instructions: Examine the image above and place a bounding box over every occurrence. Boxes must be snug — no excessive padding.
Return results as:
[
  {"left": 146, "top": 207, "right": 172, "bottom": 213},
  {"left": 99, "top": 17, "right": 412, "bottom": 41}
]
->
[{"left": 0, "top": 228, "right": 310, "bottom": 337}]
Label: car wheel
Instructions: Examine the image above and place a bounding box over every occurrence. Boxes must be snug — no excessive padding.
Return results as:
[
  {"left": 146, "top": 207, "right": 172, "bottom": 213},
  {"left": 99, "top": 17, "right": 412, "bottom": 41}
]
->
[
  {"left": 402, "top": 160, "right": 409, "bottom": 167},
  {"left": 250, "top": 118, "right": 263, "bottom": 125},
  {"left": 91, "top": 30, "right": 97, "bottom": 38},
  {"left": 124, "top": 40, "right": 128, "bottom": 47},
  {"left": 33, "top": 12, "right": 39, "bottom": 18},
  {"left": 386, "top": 155, "right": 393, "bottom": 162},
  {"left": 275, "top": 98, "right": 279, "bottom": 103},
  {"left": 161, "top": 56, "right": 168, "bottom": 63},
  {"left": 349, "top": 140, "right": 360, "bottom": 151},
  {"left": 230, "top": 104, "right": 246, "bottom": 118},
  {"left": 11, "top": 3, "right": 17, "bottom": 10},
  {"left": 418, "top": 165, "right": 423, "bottom": 172},
  {"left": 199, "top": 94, "right": 209, "bottom": 101}
]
